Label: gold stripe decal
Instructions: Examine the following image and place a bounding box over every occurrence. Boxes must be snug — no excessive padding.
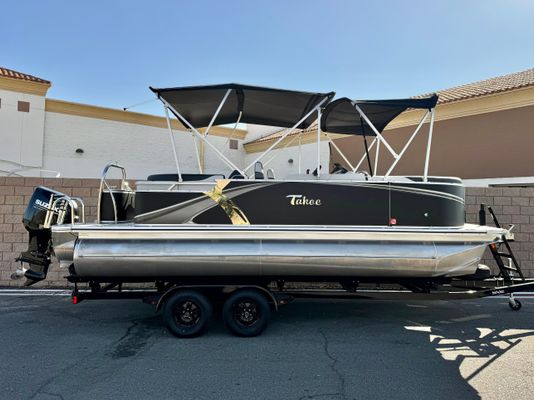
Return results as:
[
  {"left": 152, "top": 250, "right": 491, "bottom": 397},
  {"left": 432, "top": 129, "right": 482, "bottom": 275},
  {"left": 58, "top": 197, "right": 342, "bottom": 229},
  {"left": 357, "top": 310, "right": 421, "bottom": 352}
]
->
[{"left": 204, "top": 180, "right": 250, "bottom": 225}]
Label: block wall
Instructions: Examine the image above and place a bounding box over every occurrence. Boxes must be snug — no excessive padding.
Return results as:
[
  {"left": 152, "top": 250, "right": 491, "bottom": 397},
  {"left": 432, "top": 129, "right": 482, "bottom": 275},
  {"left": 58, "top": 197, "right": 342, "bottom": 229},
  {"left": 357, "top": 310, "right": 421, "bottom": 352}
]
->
[{"left": 0, "top": 177, "right": 100, "bottom": 287}]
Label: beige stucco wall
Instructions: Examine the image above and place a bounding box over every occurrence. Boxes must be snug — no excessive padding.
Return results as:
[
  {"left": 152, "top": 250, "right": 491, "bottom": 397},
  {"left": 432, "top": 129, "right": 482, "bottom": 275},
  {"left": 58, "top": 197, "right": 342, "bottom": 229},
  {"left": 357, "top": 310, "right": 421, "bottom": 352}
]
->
[{"left": 331, "top": 105, "right": 534, "bottom": 179}]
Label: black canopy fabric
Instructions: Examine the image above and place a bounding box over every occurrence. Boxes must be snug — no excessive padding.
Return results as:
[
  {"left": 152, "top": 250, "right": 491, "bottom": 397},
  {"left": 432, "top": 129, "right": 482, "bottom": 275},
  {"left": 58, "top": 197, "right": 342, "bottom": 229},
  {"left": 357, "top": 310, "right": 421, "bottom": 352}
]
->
[
  {"left": 151, "top": 83, "right": 335, "bottom": 129},
  {"left": 320, "top": 94, "right": 438, "bottom": 135}
]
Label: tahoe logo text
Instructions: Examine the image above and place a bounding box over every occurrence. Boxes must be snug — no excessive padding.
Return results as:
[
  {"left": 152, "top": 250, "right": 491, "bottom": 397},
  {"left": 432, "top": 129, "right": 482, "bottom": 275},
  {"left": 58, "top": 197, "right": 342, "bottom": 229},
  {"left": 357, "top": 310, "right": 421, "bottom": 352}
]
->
[{"left": 286, "top": 194, "right": 322, "bottom": 206}]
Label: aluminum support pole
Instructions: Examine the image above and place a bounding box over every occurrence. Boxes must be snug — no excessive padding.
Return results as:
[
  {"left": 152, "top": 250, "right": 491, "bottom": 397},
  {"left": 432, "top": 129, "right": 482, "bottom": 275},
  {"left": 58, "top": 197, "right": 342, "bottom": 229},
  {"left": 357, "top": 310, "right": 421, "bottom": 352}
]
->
[
  {"left": 298, "top": 133, "right": 302, "bottom": 174},
  {"left": 204, "top": 89, "right": 232, "bottom": 137},
  {"left": 317, "top": 108, "right": 321, "bottom": 177},
  {"left": 162, "top": 99, "right": 246, "bottom": 176},
  {"left": 384, "top": 110, "right": 430, "bottom": 178},
  {"left": 192, "top": 89, "right": 231, "bottom": 173},
  {"left": 244, "top": 97, "right": 329, "bottom": 173},
  {"left": 423, "top": 108, "right": 436, "bottom": 182},
  {"left": 262, "top": 130, "right": 355, "bottom": 174},
  {"left": 354, "top": 137, "right": 377, "bottom": 171},
  {"left": 164, "top": 105, "right": 183, "bottom": 182},
  {"left": 353, "top": 104, "right": 399, "bottom": 159},
  {"left": 373, "top": 140, "right": 380, "bottom": 177},
  {"left": 264, "top": 130, "right": 305, "bottom": 168},
  {"left": 221, "top": 111, "right": 243, "bottom": 156},
  {"left": 192, "top": 135, "right": 203, "bottom": 174},
  {"left": 325, "top": 132, "right": 356, "bottom": 172}
]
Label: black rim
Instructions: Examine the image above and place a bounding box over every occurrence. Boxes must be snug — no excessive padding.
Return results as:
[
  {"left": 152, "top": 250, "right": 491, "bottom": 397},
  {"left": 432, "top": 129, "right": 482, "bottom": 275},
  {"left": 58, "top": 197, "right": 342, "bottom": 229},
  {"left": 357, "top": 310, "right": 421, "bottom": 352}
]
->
[
  {"left": 173, "top": 300, "right": 201, "bottom": 327},
  {"left": 232, "top": 298, "right": 260, "bottom": 327}
]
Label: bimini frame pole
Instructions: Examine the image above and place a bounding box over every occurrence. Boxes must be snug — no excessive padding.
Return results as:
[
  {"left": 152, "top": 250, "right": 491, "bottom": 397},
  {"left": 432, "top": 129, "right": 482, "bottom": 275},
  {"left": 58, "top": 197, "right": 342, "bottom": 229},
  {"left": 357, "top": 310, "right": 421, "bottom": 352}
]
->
[
  {"left": 221, "top": 111, "right": 243, "bottom": 156},
  {"left": 263, "top": 130, "right": 302, "bottom": 169},
  {"left": 354, "top": 137, "right": 377, "bottom": 171},
  {"left": 324, "top": 132, "right": 356, "bottom": 172},
  {"left": 161, "top": 98, "right": 246, "bottom": 177},
  {"left": 298, "top": 133, "right": 302, "bottom": 174},
  {"left": 262, "top": 129, "right": 357, "bottom": 173},
  {"left": 204, "top": 89, "right": 232, "bottom": 137},
  {"left": 192, "top": 136, "right": 203, "bottom": 174},
  {"left": 423, "top": 108, "right": 436, "bottom": 182},
  {"left": 384, "top": 110, "right": 430, "bottom": 178},
  {"left": 317, "top": 108, "right": 321, "bottom": 177},
  {"left": 244, "top": 97, "right": 330, "bottom": 174},
  {"left": 353, "top": 103, "right": 399, "bottom": 160},
  {"left": 163, "top": 105, "right": 183, "bottom": 182},
  {"left": 194, "top": 88, "right": 232, "bottom": 174},
  {"left": 373, "top": 140, "right": 380, "bottom": 177}
]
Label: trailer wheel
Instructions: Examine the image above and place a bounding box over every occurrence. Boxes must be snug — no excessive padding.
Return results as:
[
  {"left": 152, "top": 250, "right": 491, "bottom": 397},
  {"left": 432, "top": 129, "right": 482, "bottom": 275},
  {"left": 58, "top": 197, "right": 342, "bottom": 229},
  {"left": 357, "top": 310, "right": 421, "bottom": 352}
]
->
[
  {"left": 509, "top": 298, "right": 522, "bottom": 311},
  {"left": 223, "top": 289, "right": 271, "bottom": 337},
  {"left": 163, "top": 290, "right": 212, "bottom": 338}
]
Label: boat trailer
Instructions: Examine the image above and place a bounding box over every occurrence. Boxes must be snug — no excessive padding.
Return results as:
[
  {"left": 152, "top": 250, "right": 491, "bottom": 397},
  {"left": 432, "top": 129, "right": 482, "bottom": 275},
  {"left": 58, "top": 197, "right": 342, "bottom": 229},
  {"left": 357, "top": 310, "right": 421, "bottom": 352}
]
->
[
  {"left": 65, "top": 272, "right": 534, "bottom": 338},
  {"left": 63, "top": 205, "right": 534, "bottom": 337}
]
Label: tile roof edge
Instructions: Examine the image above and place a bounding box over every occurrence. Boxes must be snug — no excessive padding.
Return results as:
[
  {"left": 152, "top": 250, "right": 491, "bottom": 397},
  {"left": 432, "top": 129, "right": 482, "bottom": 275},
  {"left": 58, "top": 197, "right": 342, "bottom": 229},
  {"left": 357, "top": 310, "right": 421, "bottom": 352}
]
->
[{"left": 0, "top": 67, "right": 51, "bottom": 85}]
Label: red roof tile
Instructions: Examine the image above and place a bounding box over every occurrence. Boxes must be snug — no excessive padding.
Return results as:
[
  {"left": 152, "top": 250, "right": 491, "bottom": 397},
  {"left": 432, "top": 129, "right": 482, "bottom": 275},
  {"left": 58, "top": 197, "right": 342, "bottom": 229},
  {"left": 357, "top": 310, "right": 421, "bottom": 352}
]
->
[
  {"left": 248, "top": 68, "right": 534, "bottom": 145},
  {"left": 0, "top": 67, "right": 50, "bottom": 85},
  {"left": 423, "top": 68, "right": 534, "bottom": 104}
]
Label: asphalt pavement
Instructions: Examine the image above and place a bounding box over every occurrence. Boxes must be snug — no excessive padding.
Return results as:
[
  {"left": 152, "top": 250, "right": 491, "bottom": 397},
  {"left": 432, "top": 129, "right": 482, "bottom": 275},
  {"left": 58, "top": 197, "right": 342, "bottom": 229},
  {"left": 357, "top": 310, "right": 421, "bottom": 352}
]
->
[{"left": 1, "top": 293, "right": 534, "bottom": 400}]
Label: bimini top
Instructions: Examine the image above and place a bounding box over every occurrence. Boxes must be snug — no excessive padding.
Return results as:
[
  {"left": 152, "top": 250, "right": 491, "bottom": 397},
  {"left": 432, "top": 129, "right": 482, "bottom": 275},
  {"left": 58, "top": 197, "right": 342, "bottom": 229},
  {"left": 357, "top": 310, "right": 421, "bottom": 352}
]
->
[
  {"left": 151, "top": 83, "right": 335, "bottom": 129},
  {"left": 320, "top": 94, "right": 438, "bottom": 135}
]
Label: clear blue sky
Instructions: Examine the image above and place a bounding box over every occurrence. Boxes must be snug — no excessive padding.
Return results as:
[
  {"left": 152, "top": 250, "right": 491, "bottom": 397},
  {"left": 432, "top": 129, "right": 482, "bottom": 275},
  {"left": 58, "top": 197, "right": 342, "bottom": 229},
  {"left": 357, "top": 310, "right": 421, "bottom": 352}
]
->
[{"left": 2, "top": 0, "right": 534, "bottom": 115}]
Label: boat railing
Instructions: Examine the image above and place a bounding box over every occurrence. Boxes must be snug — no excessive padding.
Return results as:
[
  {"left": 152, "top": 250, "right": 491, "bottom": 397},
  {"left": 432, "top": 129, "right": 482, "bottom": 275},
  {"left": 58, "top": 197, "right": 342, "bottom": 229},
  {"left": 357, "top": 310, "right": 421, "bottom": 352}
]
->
[
  {"left": 43, "top": 195, "right": 85, "bottom": 228},
  {"left": 97, "top": 162, "right": 130, "bottom": 224}
]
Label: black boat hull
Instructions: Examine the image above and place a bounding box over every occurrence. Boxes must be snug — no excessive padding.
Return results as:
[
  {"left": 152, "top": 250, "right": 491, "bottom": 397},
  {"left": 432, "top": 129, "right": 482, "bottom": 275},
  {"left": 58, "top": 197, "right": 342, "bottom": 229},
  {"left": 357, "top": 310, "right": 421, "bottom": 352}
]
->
[{"left": 114, "top": 178, "right": 465, "bottom": 227}]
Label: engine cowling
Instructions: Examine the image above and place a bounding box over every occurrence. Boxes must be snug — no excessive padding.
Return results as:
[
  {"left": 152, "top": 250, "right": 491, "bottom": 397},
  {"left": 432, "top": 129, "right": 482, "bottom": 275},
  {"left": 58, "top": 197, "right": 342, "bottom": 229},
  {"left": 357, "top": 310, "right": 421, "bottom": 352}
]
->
[{"left": 15, "top": 186, "right": 68, "bottom": 286}]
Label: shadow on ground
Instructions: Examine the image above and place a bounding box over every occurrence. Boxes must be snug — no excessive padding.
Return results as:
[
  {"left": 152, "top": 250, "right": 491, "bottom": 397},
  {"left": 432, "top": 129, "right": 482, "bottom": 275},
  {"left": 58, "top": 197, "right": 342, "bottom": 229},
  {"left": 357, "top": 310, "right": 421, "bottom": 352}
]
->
[{"left": 271, "top": 298, "right": 534, "bottom": 400}]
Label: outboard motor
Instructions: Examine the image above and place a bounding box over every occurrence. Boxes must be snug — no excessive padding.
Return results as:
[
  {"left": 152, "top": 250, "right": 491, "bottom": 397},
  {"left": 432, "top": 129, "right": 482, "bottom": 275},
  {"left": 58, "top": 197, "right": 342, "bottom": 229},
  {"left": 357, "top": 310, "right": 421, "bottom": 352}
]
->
[{"left": 13, "top": 186, "right": 69, "bottom": 286}]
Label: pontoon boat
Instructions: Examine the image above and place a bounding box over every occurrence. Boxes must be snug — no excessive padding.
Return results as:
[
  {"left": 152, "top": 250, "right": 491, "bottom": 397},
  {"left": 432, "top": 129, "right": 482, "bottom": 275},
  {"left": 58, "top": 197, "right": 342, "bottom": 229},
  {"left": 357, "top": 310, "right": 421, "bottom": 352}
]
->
[{"left": 12, "top": 83, "right": 532, "bottom": 337}]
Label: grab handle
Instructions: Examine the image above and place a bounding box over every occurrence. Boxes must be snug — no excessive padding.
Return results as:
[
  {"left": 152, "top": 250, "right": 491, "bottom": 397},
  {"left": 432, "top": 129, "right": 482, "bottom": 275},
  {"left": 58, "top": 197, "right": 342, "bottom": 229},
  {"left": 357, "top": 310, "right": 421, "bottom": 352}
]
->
[
  {"left": 97, "top": 162, "right": 128, "bottom": 224},
  {"left": 43, "top": 195, "right": 85, "bottom": 228}
]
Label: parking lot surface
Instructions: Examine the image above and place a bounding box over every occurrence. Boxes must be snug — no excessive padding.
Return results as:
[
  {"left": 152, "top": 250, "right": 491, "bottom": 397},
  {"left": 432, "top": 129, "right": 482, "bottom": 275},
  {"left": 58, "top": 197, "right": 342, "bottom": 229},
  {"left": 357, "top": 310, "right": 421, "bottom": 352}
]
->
[{"left": 1, "top": 294, "right": 534, "bottom": 400}]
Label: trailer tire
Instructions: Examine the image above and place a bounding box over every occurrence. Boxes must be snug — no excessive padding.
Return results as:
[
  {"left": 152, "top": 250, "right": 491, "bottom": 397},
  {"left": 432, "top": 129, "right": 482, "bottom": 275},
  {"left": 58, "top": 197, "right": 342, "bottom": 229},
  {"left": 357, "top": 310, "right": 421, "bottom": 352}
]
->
[
  {"left": 223, "top": 289, "right": 271, "bottom": 337},
  {"left": 163, "top": 290, "right": 212, "bottom": 338}
]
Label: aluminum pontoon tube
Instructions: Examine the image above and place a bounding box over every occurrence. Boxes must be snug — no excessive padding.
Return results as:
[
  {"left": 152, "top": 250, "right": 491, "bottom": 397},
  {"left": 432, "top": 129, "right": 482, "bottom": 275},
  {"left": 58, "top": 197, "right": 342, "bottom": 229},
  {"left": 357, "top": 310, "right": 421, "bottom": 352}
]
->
[{"left": 51, "top": 224, "right": 508, "bottom": 281}]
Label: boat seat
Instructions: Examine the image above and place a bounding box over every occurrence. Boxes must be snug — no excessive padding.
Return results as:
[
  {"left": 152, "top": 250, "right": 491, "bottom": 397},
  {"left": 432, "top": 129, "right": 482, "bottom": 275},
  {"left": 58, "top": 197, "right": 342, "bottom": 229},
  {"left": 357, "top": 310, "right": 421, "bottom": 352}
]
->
[
  {"left": 266, "top": 169, "right": 275, "bottom": 179},
  {"left": 147, "top": 173, "right": 224, "bottom": 182},
  {"left": 254, "top": 161, "right": 265, "bottom": 179},
  {"left": 229, "top": 170, "right": 245, "bottom": 179},
  {"left": 100, "top": 189, "right": 136, "bottom": 222}
]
